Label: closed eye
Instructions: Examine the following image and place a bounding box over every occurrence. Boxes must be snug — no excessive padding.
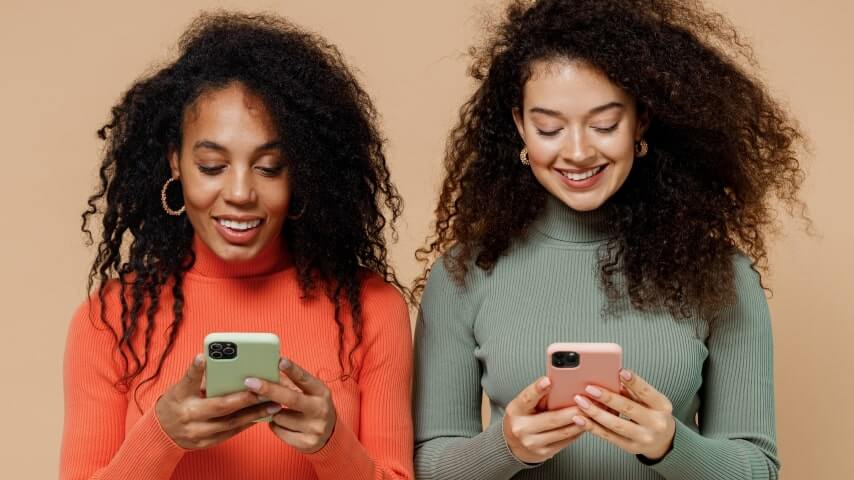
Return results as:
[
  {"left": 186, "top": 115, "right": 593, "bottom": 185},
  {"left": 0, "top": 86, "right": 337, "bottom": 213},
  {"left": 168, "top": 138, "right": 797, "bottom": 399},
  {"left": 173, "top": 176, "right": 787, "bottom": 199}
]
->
[
  {"left": 592, "top": 123, "right": 619, "bottom": 134},
  {"left": 198, "top": 165, "right": 226, "bottom": 175},
  {"left": 536, "top": 128, "right": 563, "bottom": 137},
  {"left": 256, "top": 165, "right": 285, "bottom": 177}
]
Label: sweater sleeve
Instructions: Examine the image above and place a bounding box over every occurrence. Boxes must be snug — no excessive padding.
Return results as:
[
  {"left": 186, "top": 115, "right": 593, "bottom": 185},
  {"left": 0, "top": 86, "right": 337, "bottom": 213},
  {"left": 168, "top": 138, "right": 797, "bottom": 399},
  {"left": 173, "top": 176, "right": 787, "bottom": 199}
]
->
[
  {"left": 413, "top": 259, "right": 531, "bottom": 480},
  {"left": 305, "top": 277, "right": 414, "bottom": 480},
  {"left": 649, "top": 255, "right": 780, "bottom": 479},
  {"left": 59, "top": 296, "right": 186, "bottom": 480}
]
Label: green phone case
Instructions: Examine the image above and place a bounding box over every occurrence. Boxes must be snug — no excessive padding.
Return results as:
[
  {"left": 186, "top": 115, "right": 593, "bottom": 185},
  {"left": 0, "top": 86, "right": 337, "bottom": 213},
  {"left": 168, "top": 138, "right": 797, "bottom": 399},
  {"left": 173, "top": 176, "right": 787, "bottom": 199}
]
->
[{"left": 204, "top": 332, "right": 280, "bottom": 398}]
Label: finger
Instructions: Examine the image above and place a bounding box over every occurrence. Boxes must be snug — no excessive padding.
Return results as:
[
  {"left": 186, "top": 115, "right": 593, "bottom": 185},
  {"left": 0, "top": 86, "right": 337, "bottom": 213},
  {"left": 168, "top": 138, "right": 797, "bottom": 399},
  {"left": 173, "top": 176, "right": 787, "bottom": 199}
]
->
[
  {"left": 573, "top": 414, "right": 636, "bottom": 453},
  {"left": 522, "top": 406, "right": 583, "bottom": 435},
  {"left": 506, "top": 377, "right": 552, "bottom": 415},
  {"left": 197, "top": 390, "right": 265, "bottom": 419},
  {"left": 279, "top": 357, "right": 325, "bottom": 396},
  {"left": 619, "top": 370, "right": 672, "bottom": 413},
  {"left": 582, "top": 385, "right": 651, "bottom": 424},
  {"left": 205, "top": 401, "right": 282, "bottom": 435},
  {"left": 544, "top": 428, "right": 584, "bottom": 451},
  {"left": 195, "top": 422, "right": 255, "bottom": 449},
  {"left": 528, "top": 423, "right": 585, "bottom": 446},
  {"left": 269, "top": 421, "right": 314, "bottom": 451},
  {"left": 244, "top": 377, "right": 314, "bottom": 413},
  {"left": 574, "top": 395, "right": 644, "bottom": 440},
  {"left": 175, "top": 354, "right": 205, "bottom": 399},
  {"left": 270, "top": 408, "right": 309, "bottom": 433}
]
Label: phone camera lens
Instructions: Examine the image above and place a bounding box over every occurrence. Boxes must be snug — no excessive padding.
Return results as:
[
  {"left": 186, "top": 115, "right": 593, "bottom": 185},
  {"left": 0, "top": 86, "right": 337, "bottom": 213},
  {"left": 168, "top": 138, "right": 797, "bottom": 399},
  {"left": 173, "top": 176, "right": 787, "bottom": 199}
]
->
[
  {"left": 210, "top": 350, "right": 223, "bottom": 359},
  {"left": 222, "top": 347, "right": 236, "bottom": 358},
  {"left": 210, "top": 343, "right": 223, "bottom": 351},
  {"left": 552, "top": 351, "right": 580, "bottom": 368}
]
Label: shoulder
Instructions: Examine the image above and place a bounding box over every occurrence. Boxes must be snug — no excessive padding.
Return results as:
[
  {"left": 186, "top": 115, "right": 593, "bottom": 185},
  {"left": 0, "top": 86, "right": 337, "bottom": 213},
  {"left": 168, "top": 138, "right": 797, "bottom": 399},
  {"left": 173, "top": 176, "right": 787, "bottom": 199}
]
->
[
  {"left": 68, "top": 279, "right": 126, "bottom": 337},
  {"left": 730, "top": 252, "right": 766, "bottom": 295},
  {"left": 711, "top": 252, "right": 772, "bottom": 333},
  {"left": 357, "top": 270, "right": 411, "bottom": 339},
  {"left": 423, "top": 248, "right": 489, "bottom": 298}
]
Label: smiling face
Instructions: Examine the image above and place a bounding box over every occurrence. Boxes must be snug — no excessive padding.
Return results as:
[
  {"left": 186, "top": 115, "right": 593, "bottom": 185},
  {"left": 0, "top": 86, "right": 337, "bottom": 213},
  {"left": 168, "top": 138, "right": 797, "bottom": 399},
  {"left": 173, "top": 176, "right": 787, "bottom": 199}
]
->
[
  {"left": 169, "top": 82, "right": 290, "bottom": 262},
  {"left": 513, "top": 60, "right": 647, "bottom": 212}
]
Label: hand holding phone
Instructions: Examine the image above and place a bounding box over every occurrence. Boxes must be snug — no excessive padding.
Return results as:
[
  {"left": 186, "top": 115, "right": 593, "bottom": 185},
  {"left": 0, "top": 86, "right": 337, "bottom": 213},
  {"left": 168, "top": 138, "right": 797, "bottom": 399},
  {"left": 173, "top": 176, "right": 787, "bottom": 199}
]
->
[
  {"left": 501, "top": 376, "right": 586, "bottom": 464},
  {"left": 243, "top": 356, "right": 338, "bottom": 454},
  {"left": 154, "top": 354, "right": 282, "bottom": 450}
]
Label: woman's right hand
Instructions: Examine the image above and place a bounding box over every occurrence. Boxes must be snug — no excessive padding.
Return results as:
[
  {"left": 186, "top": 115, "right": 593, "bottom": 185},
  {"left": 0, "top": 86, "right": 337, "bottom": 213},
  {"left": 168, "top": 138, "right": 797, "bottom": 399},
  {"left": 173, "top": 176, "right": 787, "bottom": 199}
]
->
[
  {"left": 155, "top": 354, "right": 282, "bottom": 449},
  {"left": 502, "top": 377, "right": 586, "bottom": 464}
]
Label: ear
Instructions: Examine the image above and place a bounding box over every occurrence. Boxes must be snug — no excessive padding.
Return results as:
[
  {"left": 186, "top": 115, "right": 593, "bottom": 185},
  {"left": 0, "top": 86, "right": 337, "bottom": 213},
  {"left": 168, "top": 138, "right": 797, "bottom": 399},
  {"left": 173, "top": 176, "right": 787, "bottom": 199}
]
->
[
  {"left": 168, "top": 146, "right": 181, "bottom": 179},
  {"left": 512, "top": 107, "right": 526, "bottom": 142}
]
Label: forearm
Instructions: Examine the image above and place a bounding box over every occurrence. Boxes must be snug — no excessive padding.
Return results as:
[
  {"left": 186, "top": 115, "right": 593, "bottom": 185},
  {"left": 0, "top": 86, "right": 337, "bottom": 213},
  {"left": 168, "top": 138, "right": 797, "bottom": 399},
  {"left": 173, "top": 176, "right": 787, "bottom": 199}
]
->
[
  {"left": 648, "top": 420, "right": 779, "bottom": 480},
  {"left": 415, "top": 421, "right": 534, "bottom": 480},
  {"left": 61, "top": 408, "right": 186, "bottom": 480},
  {"left": 306, "top": 417, "right": 411, "bottom": 480}
]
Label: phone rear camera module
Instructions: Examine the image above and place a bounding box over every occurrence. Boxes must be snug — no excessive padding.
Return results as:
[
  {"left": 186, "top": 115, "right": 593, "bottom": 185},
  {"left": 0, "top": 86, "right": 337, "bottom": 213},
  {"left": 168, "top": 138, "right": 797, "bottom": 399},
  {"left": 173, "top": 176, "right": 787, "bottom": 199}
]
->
[
  {"left": 552, "top": 351, "right": 580, "bottom": 368},
  {"left": 209, "top": 342, "right": 237, "bottom": 359}
]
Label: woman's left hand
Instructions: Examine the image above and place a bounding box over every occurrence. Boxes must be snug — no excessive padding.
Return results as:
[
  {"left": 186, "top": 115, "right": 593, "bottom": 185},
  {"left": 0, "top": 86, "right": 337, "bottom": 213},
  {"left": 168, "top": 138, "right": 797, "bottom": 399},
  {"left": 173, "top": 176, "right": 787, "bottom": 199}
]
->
[
  {"left": 571, "top": 369, "right": 676, "bottom": 461},
  {"left": 244, "top": 357, "right": 337, "bottom": 454}
]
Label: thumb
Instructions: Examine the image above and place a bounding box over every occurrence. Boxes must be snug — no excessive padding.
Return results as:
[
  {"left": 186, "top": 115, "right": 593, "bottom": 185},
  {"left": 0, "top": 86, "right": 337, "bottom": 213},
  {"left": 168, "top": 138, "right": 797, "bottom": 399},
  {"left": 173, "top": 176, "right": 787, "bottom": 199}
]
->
[
  {"left": 507, "top": 377, "right": 551, "bottom": 415},
  {"left": 175, "top": 353, "right": 205, "bottom": 399}
]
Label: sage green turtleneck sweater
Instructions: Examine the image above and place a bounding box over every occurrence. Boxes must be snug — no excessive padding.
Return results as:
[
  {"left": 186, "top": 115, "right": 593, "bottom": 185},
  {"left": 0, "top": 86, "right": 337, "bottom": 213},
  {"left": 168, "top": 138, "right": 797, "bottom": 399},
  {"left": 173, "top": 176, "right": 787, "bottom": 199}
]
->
[{"left": 413, "top": 195, "right": 778, "bottom": 480}]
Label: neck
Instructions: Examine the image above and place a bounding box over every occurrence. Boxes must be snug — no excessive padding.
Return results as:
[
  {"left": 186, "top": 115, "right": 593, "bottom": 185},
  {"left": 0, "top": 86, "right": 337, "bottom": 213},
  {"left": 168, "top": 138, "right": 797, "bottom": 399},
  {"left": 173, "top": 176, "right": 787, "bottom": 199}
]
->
[
  {"left": 189, "top": 235, "right": 291, "bottom": 278},
  {"left": 530, "top": 194, "right": 615, "bottom": 244}
]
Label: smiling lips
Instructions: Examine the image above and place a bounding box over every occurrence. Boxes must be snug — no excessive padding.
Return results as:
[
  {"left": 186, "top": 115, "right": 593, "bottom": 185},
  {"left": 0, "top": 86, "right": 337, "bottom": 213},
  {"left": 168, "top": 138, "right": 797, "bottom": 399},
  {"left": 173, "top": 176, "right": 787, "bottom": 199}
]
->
[
  {"left": 556, "top": 164, "right": 608, "bottom": 189},
  {"left": 213, "top": 216, "right": 264, "bottom": 245}
]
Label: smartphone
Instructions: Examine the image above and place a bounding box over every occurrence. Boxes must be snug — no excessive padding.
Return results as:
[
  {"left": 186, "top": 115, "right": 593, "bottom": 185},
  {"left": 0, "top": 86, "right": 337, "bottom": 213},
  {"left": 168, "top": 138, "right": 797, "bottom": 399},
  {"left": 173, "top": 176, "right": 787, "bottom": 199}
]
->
[
  {"left": 546, "top": 342, "right": 622, "bottom": 410},
  {"left": 204, "top": 332, "right": 281, "bottom": 399}
]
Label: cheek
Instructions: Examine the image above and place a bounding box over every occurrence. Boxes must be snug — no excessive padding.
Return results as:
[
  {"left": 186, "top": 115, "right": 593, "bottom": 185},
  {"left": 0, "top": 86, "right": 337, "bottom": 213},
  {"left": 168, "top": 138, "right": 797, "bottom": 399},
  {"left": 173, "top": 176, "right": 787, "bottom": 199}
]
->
[
  {"left": 258, "top": 181, "right": 291, "bottom": 220},
  {"left": 181, "top": 178, "right": 220, "bottom": 213}
]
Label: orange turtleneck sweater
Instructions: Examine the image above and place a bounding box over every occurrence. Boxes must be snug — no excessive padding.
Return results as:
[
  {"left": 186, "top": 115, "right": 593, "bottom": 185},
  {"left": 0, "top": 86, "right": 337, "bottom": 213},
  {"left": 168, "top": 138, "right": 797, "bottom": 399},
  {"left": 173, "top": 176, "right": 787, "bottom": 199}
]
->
[{"left": 60, "top": 236, "right": 413, "bottom": 480}]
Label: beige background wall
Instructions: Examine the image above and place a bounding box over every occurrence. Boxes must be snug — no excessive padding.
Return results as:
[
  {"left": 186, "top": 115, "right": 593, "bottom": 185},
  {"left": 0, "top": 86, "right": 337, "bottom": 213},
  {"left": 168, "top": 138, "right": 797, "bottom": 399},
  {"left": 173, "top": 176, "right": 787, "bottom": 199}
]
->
[{"left": 1, "top": 0, "right": 850, "bottom": 477}]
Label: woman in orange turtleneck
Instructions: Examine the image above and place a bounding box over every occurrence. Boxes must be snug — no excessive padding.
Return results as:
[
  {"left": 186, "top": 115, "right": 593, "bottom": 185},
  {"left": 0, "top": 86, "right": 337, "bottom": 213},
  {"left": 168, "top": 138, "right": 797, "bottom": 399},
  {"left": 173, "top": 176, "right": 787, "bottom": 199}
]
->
[{"left": 61, "top": 12, "right": 412, "bottom": 480}]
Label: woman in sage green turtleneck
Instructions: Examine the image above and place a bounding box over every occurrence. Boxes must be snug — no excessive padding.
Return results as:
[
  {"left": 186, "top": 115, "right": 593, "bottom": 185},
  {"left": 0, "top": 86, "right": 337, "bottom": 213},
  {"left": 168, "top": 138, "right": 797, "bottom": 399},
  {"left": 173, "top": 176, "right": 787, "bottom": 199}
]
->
[{"left": 412, "top": 1, "right": 806, "bottom": 479}]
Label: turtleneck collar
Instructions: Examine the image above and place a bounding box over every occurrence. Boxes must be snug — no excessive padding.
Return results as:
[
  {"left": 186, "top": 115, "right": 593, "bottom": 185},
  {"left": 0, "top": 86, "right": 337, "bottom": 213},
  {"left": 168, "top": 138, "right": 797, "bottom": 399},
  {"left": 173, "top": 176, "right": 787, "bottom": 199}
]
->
[
  {"left": 530, "top": 194, "right": 615, "bottom": 244},
  {"left": 188, "top": 234, "right": 291, "bottom": 278}
]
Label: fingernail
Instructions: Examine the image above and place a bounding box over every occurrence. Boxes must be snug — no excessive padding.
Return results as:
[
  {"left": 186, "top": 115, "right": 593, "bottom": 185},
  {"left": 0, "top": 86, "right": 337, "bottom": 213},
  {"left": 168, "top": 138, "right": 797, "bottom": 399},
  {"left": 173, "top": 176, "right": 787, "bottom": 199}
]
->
[
  {"left": 266, "top": 404, "right": 282, "bottom": 415},
  {"left": 279, "top": 357, "right": 291, "bottom": 369},
  {"left": 585, "top": 385, "right": 602, "bottom": 398},
  {"left": 620, "top": 369, "right": 632, "bottom": 381},
  {"left": 193, "top": 354, "right": 204, "bottom": 367},
  {"left": 575, "top": 395, "right": 592, "bottom": 409},
  {"left": 244, "top": 377, "right": 262, "bottom": 391},
  {"left": 538, "top": 377, "right": 552, "bottom": 390},
  {"left": 572, "top": 416, "right": 587, "bottom": 426}
]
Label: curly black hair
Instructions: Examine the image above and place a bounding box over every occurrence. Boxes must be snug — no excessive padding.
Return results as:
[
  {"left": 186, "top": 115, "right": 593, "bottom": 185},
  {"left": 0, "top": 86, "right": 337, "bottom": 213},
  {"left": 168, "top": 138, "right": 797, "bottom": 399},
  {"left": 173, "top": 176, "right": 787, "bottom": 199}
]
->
[
  {"left": 82, "top": 12, "right": 404, "bottom": 398},
  {"left": 416, "top": 0, "right": 806, "bottom": 319}
]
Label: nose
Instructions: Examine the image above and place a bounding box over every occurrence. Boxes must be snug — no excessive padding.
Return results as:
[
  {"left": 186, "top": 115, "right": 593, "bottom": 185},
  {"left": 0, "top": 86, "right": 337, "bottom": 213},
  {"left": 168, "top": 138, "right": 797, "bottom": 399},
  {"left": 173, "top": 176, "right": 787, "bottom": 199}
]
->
[
  {"left": 559, "top": 127, "right": 597, "bottom": 164},
  {"left": 222, "top": 167, "right": 257, "bottom": 206}
]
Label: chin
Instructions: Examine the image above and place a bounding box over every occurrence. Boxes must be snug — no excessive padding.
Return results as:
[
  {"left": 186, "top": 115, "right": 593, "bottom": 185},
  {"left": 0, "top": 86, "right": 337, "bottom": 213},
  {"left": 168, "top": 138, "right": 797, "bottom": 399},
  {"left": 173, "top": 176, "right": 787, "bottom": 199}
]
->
[
  {"left": 553, "top": 188, "right": 608, "bottom": 212},
  {"left": 212, "top": 242, "right": 261, "bottom": 262}
]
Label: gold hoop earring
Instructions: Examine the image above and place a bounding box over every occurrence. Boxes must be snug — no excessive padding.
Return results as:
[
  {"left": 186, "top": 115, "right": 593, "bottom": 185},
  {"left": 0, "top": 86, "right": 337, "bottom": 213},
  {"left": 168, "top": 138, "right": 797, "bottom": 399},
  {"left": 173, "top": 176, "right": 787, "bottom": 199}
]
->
[
  {"left": 634, "top": 139, "right": 649, "bottom": 158},
  {"left": 160, "top": 177, "right": 186, "bottom": 216},
  {"left": 520, "top": 146, "right": 530, "bottom": 166}
]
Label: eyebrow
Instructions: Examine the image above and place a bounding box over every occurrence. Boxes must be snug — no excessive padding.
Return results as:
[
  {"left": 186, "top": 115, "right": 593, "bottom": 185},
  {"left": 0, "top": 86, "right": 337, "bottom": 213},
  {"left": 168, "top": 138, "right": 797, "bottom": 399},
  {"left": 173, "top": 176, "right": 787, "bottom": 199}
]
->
[
  {"left": 192, "top": 139, "right": 284, "bottom": 153},
  {"left": 529, "top": 101, "right": 625, "bottom": 117}
]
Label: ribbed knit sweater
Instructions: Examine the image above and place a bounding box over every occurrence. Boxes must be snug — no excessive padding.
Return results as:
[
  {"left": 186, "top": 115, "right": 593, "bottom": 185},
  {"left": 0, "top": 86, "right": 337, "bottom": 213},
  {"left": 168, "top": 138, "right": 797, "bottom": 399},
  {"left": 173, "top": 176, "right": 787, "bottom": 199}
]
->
[
  {"left": 413, "top": 195, "right": 779, "bottom": 479},
  {"left": 61, "top": 236, "right": 414, "bottom": 480}
]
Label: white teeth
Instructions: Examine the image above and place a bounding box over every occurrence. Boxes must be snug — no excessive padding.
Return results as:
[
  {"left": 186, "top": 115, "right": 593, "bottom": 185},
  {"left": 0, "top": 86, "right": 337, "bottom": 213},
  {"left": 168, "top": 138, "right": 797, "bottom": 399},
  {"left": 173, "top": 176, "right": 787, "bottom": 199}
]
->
[
  {"left": 562, "top": 165, "right": 604, "bottom": 181},
  {"left": 218, "top": 219, "right": 261, "bottom": 231}
]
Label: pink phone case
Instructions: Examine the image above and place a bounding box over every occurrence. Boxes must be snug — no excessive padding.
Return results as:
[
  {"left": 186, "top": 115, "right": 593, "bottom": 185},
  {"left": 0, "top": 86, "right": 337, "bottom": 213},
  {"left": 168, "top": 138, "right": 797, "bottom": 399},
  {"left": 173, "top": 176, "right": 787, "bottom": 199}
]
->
[{"left": 546, "top": 342, "right": 622, "bottom": 410}]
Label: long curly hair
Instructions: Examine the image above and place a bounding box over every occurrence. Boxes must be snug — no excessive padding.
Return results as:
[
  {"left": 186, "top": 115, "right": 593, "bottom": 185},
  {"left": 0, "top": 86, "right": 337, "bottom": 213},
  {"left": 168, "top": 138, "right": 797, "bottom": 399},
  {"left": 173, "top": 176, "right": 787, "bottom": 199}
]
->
[
  {"left": 82, "top": 12, "right": 404, "bottom": 396},
  {"left": 416, "top": 0, "right": 806, "bottom": 319}
]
